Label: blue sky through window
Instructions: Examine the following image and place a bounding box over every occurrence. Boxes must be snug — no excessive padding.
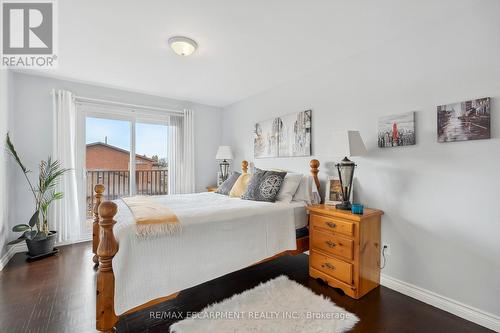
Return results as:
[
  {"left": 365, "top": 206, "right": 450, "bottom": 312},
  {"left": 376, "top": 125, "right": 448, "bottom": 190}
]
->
[{"left": 86, "top": 117, "right": 168, "bottom": 159}]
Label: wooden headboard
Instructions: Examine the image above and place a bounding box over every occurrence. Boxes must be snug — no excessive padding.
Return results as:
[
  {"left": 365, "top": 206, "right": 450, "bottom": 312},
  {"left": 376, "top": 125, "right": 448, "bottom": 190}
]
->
[{"left": 239, "top": 159, "right": 320, "bottom": 191}]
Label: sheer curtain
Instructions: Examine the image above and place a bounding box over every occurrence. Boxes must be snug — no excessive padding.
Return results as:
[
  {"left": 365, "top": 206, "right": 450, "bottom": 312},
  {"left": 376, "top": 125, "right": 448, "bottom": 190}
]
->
[
  {"left": 168, "top": 109, "right": 195, "bottom": 194},
  {"left": 51, "top": 90, "right": 82, "bottom": 243}
]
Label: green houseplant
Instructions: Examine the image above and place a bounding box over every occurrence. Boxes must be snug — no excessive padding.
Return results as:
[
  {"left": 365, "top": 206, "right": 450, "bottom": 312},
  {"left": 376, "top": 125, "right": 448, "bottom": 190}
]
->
[{"left": 6, "top": 133, "right": 70, "bottom": 257}]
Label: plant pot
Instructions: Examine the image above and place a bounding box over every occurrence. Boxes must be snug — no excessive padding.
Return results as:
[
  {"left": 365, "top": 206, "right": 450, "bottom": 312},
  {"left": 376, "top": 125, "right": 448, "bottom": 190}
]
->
[{"left": 25, "top": 231, "right": 57, "bottom": 257}]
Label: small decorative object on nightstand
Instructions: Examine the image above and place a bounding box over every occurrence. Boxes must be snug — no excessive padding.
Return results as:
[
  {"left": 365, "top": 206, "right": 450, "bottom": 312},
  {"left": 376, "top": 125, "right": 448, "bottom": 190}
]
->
[
  {"left": 307, "top": 204, "right": 383, "bottom": 299},
  {"left": 206, "top": 186, "right": 218, "bottom": 192},
  {"left": 351, "top": 203, "right": 364, "bottom": 215}
]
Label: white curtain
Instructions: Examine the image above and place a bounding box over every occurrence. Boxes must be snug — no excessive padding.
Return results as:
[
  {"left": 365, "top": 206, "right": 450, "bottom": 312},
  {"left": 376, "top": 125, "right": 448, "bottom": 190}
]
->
[
  {"left": 51, "top": 90, "right": 81, "bottom": 243},
  {"left": 182, "top": 109, "right": 195, "bottom": 193},
  {"left": 168, "top": 109, "right": 195, "bottom": 194}
]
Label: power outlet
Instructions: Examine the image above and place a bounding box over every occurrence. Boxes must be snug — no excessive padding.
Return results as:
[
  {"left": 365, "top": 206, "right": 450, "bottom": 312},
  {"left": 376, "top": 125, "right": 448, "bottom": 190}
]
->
[{"left": 382, "top": 242, "right": 391, "bottom": 256}]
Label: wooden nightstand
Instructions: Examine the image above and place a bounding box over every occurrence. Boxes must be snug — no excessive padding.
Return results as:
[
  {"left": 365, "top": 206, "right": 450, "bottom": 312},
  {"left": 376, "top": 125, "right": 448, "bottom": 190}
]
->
[
  {"left": 307, "top": 204, "right": 383, "bottom": 299},
  {"left": 206, "top": 186, "right": 218, "bottom": 192}
]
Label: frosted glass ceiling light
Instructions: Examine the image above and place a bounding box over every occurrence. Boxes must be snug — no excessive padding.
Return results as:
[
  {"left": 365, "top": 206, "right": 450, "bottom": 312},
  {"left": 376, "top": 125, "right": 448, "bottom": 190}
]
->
[{"left": 168, "top": 36, "right": 198, "bottom": 56}]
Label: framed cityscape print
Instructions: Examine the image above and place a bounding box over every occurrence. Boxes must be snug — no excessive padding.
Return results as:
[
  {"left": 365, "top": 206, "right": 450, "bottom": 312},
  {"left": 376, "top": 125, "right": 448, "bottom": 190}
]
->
[
  {"left": 437, "top": 97, "right": 490, "bottom": 143},
  {"left": 378, "top": 112, "right": 416, "bottom": 148}
]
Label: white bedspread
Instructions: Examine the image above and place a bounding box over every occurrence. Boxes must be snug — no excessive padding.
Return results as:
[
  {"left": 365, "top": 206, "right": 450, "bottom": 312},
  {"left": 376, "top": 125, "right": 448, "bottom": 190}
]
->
[{"left": 112, "top": 192, "right": 300, "bottom": 315}]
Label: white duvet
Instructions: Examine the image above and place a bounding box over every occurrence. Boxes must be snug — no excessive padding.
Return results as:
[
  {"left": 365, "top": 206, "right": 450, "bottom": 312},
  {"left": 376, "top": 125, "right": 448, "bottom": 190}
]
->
[{"left": 112, "top": 192, "right": 301, "bottom": 315}]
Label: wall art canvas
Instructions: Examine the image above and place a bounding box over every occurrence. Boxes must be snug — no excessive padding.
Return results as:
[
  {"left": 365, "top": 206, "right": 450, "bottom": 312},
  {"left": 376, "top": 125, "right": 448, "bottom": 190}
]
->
[
  {"left": 254, "top": 110, "right": 311, "bottom": 158},
  {"left": 254, "top": 118, "right": 279, "bottom": 158},
  {"left": 378, "top": 111, "right": 416, "bottom": 148},
  {"left": 437, "top": 97, "right": 490, "bottom": 143}
]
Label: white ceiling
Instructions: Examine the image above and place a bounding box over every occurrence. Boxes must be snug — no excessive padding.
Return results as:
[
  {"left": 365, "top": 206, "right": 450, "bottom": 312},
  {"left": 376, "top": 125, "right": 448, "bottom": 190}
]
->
[{"left": 40, "top": 0, "right": 479, "bottom": 107}]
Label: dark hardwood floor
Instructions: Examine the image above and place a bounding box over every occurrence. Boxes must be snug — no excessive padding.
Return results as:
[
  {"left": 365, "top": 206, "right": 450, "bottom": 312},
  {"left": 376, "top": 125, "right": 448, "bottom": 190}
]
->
[{"left": 0, "top": 242, "right": 491, "bottom": 333}]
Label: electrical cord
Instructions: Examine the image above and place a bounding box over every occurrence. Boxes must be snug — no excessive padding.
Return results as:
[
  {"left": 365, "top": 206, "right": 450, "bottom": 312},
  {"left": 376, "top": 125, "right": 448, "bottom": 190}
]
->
[{"left": 380, "top": 245, "right": 387, "bottom": 269}]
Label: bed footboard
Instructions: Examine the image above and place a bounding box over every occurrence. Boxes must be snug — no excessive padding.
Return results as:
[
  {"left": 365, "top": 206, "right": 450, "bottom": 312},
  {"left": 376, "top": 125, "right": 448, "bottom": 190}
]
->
[
  {"left": 92, "top": 184, "right": 105, "bottom": 266},
  {"left": 96, "top": 201, "right": 119, "bottom": 332},
  {"left": 92, "top": 159, "right": 320, "bottom": 331}
]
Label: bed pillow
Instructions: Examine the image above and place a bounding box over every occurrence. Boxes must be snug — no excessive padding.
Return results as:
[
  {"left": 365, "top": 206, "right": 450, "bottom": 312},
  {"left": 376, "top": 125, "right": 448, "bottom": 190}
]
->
[
  {"left": 229, "top": 173, "right": 252, "bottom": 198},
  {"left": 292, "top": 175, "right": 321, "bottom": 205},
  {"left": 276, "top": 173, "right": 303, "bottom": 203},
  {"left": 216, "top": 171, "right": 241, "bottom": 195},
  {"left": 241, "top": 169, "right": 287, "bottom": 202}
]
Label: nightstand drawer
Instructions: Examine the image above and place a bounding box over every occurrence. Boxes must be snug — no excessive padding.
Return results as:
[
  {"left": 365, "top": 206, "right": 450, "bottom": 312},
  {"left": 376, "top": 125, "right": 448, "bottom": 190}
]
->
[
  {"left": 310, "top": 250, "right": 353, "bottom": 285},
  {"left": 311, "top": 230, "right": 353, "bottom": 260},
  {"left": 310, "top": 214, "right": 354, "bottom": 237}
]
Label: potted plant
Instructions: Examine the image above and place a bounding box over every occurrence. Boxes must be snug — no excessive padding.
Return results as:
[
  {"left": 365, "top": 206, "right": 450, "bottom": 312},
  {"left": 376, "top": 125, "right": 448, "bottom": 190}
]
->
[{"left": 6, "top": 133, "right": 70, "bottom": 257}]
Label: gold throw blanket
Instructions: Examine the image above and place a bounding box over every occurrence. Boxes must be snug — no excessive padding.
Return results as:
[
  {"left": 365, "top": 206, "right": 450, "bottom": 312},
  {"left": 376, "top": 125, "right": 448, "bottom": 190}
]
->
[{"left": 122, "top": 196, "right": 181, "bottom": 237}]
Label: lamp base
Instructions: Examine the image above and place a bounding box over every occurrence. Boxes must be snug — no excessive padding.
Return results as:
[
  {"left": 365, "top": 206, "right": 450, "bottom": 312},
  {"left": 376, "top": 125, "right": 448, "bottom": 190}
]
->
[
  {"left": 219, "top": 160, "right": 230, "bottom": 182},
  {"left": 335, "top": 202, "right": 352, "bottom": 210}
]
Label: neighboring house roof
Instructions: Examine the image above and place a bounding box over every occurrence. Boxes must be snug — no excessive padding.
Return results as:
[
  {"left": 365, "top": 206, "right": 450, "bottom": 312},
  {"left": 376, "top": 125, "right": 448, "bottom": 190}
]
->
[{"left": 86, "top": 142, "right": 155, "bottom": 162}]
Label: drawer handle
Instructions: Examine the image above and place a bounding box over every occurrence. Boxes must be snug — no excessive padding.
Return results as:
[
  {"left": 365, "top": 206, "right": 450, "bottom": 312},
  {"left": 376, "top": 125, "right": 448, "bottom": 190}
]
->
[
  {"left": 325, "top": 240, "right": 336, "bottom": 248},
  {"left": 321, "top": 262, "right": 335, "bottom": 270},
  {"left": 326, "top": 222, "right": 337, "bottom": 228}
]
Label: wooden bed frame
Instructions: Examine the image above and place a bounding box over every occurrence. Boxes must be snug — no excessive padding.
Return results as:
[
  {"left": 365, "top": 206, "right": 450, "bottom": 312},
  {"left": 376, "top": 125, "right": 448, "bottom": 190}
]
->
[{"left": 92, "top": 159, "right": 320, "bottom": 332}]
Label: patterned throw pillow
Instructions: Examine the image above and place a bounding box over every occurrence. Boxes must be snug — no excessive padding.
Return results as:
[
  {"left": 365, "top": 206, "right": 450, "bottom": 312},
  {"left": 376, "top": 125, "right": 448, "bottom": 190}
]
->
[
  {"left": 241, "top": 169, "right": 287, "bottom": 202},
  {"left": 216, "top": 171, "right": 241, "bottom": 195}
]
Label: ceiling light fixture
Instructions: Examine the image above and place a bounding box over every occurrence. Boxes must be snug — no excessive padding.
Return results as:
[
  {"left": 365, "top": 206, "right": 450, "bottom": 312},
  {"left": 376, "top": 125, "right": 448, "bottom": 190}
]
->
[{"left": 168, "top": 36, "right": 198, "bottom": 56}]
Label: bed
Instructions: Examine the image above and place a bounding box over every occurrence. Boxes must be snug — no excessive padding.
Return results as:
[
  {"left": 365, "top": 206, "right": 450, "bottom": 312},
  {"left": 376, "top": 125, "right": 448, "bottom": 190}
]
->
[{"left": 92, "top": 159, "right": 320, "bottom": 332}]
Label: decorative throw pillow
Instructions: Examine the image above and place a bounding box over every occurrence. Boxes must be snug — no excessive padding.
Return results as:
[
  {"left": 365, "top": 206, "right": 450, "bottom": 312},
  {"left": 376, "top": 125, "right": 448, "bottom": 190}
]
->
[
  {"left": 241, "top": 169, "right": 287, "bottom": 202},
  {"left": 229, "top": 173, "right": 252, "bottom": 198},
  {"left": 216, "top": 171, "right": 241, "bottom": 195},
  {"left": 276, "top": 173, "right": 303, "bottom": 203},
  {"left": 292, "top": 175, "right": 321, "bottom": 205}
]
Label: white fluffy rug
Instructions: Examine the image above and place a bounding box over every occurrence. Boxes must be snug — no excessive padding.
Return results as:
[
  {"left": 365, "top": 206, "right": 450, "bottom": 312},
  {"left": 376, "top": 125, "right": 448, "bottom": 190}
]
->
[{"left": 170, "top": 275, "right": 359, "bottom": 333}]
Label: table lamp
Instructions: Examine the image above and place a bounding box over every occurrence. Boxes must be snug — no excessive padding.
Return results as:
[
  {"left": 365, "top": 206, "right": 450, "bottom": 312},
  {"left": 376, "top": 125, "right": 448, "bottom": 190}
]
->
[
  {"left": 332, "top": 130, "right": 366, "bottom": 210},
  {"left": 215, "top": 146, "right": 233, "bottom": 182}
]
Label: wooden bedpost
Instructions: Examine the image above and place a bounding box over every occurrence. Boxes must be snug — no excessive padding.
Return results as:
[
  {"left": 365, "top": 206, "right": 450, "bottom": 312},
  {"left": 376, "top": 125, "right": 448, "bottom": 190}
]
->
[
  {"left": 310, "top": 159, "right": 320, "bottom": 191},
  {"left": 242, "top": 160, "right": 248, "bottom": 174},
  {"left": 96, "top": 201, "right": 119, "bottom": 333},
  {"left": 93, "top": 184, "right": 105, "bottom": 265}
]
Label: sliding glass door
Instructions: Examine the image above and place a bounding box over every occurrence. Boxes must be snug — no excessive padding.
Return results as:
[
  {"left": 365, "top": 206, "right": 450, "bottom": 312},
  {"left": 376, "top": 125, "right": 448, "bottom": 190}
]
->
[
  {"left": 135, "top": 122, "right": 169, "bottom": 195},
  {"left": 83, "top": 113, "right": 169, "bottom": 222},
  {"left": 85, "top": 116, "right": 131, "bottom": 220}
]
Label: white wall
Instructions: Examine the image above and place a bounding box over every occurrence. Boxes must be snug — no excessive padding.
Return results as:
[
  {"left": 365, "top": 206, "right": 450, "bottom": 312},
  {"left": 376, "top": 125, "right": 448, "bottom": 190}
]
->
[
  {"left": 0, "top": 70, "right": 11, "bottom": 258},
  {"left": 8, "top": 72, "right": 222, "bottom": 241},
  {"left": 222, "top": 1, "right": 500, "bottom": 318}
]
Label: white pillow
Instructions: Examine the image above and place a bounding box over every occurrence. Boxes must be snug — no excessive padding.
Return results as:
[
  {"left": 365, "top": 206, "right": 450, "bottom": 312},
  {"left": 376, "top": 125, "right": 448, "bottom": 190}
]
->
[
  {"left": 276, "top": 173, "right": 303, "bottom": 203},
  {"left": 292, "top": 175, "right": 321, "bottom": 205}
]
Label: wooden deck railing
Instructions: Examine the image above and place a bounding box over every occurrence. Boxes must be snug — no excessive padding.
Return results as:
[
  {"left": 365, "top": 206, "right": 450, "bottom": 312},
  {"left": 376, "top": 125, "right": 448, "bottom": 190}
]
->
[{"left": 86, "top": 169, "right": 168, "bottom": 218}]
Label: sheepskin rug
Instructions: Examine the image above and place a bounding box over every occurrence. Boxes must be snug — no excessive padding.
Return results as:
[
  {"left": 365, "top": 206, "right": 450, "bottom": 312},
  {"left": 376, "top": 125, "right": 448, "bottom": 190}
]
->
[{"left": 170, "top": 275, "right": 359, "bottom": 333}]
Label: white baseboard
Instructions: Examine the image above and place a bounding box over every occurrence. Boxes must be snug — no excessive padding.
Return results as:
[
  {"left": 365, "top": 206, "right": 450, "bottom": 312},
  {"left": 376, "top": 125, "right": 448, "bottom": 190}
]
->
[
  {"left": 381, "top": 274, "right": 500, "bottom": 332},
  {"left": 55, "top": 235, "right": 92, "bottom": 247},
  {"left": 0, "top": 235, "right": 92, "bottom": 271},
  {"left": 0, "top": 243, "right": 24, "bottom": 270}
]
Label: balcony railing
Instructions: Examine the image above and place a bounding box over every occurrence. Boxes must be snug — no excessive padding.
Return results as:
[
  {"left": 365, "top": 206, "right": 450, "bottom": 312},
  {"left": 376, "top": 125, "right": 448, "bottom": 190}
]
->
[{"left": 86, "top": 169, "right": 168, "bottom": 218}]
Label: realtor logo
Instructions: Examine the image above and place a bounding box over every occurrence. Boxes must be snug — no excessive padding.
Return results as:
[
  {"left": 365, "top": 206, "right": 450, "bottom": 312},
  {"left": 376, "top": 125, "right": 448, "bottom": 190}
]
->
[{"left": 1, "top": 0, "right": 57, "bottom": 68}]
